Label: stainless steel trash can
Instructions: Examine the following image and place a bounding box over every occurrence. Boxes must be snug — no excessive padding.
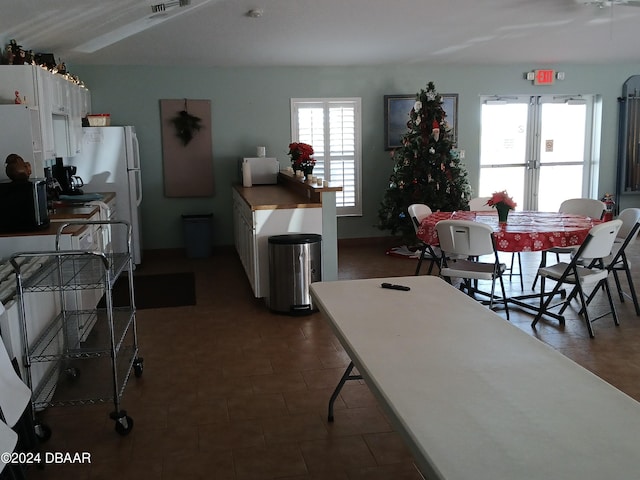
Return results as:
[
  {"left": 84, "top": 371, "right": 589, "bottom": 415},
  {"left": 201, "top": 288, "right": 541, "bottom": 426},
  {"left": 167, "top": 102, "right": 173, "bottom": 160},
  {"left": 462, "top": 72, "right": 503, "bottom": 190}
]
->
[{"left": 268, "top": 233, "right": 322, "bottom": 315}]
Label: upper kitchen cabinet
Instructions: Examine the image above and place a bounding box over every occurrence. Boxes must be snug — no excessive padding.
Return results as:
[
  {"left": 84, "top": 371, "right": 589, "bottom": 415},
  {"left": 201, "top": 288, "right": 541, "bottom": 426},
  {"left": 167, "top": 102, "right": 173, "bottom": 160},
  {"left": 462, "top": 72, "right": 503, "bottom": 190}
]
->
[
  {"left": 0, "top": 104, "right": 44, "bottom": 180},
  {"left": 0, "top": 65, "right": 91, "bottom": 169}
]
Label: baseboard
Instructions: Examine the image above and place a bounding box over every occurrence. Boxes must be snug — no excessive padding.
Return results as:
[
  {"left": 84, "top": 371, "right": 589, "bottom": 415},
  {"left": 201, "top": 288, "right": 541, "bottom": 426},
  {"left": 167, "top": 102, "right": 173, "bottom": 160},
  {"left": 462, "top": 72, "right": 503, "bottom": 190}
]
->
[
  {"left": 338, "top": 236, "right": 402, "bottom": 248},
  {"left": 142, "top": 245, "right": 236, "bottom": 259},
  {"left": 143, "top": 239, "right": 401, "bottom": 257}
]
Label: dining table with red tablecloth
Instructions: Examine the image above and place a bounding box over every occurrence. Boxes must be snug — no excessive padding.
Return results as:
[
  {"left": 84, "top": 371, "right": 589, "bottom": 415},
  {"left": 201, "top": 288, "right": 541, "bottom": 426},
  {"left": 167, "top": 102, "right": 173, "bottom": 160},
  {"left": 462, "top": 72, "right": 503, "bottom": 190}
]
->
[{"left": 417, "top": 210, "right": 601, "bottom": 252}]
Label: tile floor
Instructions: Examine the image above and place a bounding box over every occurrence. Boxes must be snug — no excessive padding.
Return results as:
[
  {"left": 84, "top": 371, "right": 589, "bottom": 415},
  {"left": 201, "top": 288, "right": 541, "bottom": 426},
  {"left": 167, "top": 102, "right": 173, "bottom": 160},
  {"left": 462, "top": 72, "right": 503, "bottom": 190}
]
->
[{"left": 25, "top": 237, "right": 640, "bottom": 479}]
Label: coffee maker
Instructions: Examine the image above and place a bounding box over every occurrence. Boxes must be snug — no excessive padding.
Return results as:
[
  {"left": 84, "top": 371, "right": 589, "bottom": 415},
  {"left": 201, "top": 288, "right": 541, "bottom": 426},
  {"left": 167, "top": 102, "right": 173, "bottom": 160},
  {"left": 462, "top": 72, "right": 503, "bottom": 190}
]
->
[{"left": 52, "top": 157, "right": 84, "bottom": 195}]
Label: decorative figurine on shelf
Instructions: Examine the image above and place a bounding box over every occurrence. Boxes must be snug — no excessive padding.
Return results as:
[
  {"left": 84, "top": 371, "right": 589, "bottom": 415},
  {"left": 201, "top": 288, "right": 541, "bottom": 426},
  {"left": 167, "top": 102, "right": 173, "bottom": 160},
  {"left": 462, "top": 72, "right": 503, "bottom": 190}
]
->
[
  {"left": 5, "top": 154, "right": 32, "bottom": 182},
  {"left": 56, "top": 59, "right": 67, "bottom": 75},
  {"left": 14, "top": 90, "right": 22, "bottom": 104}
]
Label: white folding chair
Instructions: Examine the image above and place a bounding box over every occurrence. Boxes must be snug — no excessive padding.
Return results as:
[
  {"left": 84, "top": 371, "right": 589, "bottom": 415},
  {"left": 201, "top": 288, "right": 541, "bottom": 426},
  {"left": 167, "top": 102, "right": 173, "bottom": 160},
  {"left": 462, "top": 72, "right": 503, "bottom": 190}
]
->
[
  {"left": 532, "top": 197, "right": 606, "bottom": 289},
  {"left": 531, "top": 219, "right": 622, "bottom": 338},
  {"left": 0, "top": 419, "right": 19, "bottom": 478},
  {"left": 584, "top": 208, "right": 640, "bottom": 315},
  {"left": 436, "top": 219, "right": 510, "bottom": 319},
  {"left": 468, "top": 197, "right": 492, "bottom": 211},
  {"left": 0, "top": 337, "right": 31, "bottom": 429},
  {"left": 407, "top": 204, "right": 440, "bottom": 275},
  {"left": 469, "top": 197, "right": 523, "bottom": 289}
]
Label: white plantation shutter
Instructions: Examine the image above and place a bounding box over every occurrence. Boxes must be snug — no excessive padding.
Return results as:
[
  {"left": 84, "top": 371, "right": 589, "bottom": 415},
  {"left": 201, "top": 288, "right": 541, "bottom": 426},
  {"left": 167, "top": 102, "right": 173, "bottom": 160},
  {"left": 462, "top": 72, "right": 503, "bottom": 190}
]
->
[{"left": 291, "top": 98, "right": 362, "bottom": 216}]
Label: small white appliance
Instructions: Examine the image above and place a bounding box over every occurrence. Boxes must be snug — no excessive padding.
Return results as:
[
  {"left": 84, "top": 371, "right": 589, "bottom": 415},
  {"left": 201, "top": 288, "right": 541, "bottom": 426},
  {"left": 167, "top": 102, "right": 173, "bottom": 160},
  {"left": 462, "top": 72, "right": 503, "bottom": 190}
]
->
[
  {"left": 66, "top": 126, "right": 143, "bottom": 265},
  {"left": 240, "top": 157, "right": 279, "bottom": 185}
]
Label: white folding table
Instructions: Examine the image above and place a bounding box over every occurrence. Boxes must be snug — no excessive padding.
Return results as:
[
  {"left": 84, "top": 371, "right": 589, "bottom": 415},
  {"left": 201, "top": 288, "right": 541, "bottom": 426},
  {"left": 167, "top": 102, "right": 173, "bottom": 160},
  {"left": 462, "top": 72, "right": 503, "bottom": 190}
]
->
[{"left": 310, "top": 276, "right": 640, "bottom": 480}]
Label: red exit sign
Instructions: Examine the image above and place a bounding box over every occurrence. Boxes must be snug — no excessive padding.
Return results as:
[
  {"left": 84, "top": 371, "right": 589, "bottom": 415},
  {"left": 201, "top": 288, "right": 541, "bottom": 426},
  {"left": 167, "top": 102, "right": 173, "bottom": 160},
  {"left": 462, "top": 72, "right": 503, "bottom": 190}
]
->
[{"left": 534, "top": 69, "right": 555, "bottom": 85}]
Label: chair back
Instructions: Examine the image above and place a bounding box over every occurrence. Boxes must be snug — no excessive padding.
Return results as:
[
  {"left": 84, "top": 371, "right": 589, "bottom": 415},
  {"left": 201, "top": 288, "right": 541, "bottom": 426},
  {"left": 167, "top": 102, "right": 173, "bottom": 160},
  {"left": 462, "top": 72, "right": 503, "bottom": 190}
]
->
[
  {"left": 408, "top": 204, "right": 432, "bottom": 231},
  {"left": 578, "top": 219, "right": 623, "bottom": 261},
  {"left": 0, "top": 335, "right": 31, "bottom": 427},
  {"left": 0, "top": 419, "right": 18, "bottom": 474},
  {"left": 469, "top": 197, "right": 493, "bottom": 211},
  {"left": 617, "top": 208, "right": 640, "bottom": 244},
  {"left": 558, "top": 198, "right": 605, "bottom": 219},
  {"left": 436, "top": 220, "right": 495, "bottom": 257}
]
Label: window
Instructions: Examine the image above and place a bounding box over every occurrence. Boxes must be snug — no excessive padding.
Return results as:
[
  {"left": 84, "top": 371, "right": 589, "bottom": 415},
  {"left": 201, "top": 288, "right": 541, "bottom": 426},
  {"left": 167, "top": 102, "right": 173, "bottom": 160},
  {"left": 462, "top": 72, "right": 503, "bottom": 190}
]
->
[{"left": 291, "top": 98, "right": 362, "bottom": 216}]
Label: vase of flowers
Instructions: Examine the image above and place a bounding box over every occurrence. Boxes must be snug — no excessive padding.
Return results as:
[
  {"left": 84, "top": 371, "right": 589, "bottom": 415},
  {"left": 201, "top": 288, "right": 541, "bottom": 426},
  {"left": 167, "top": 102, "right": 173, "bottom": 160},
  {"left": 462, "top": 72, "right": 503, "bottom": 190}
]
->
[
  {"left": 486, "top": 190, "right": 517, "bottom": 223},
  {"left": 288, "top": 142, "right": 316, "bottom": 178}
]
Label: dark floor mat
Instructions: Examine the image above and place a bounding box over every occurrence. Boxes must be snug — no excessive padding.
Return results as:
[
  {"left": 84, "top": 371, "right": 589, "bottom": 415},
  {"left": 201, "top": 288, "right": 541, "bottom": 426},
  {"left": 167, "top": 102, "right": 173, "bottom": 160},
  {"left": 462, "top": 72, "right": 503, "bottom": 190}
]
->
[{"left": 99, "top": 272, "right": 196, "bottom": 309}]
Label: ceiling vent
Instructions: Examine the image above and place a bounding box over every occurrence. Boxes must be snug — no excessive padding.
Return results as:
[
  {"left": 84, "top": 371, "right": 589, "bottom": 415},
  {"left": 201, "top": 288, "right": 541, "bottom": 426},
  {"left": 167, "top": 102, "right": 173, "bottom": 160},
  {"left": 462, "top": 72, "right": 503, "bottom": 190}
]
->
[
  {"left": 151, "top": 0, "right": 191, "bottom": 15},
  {"left": 73, "top": 0, "right": 208, "bottom": 53}
]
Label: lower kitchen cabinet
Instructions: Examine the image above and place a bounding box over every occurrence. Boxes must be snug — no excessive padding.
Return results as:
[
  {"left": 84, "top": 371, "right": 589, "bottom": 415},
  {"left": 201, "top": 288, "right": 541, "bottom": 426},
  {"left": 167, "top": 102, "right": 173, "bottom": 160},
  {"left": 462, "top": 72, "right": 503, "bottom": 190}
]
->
[{"left": 232, "top": 187, "right": 322, "bottom": 299}]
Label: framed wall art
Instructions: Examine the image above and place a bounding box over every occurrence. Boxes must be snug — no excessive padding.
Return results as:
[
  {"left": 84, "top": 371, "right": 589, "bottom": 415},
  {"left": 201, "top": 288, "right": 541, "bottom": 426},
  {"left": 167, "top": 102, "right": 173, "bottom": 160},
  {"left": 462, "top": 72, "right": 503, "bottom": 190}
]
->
[{"left": 384, "top": 93, "right": 459, "bottom": 150}]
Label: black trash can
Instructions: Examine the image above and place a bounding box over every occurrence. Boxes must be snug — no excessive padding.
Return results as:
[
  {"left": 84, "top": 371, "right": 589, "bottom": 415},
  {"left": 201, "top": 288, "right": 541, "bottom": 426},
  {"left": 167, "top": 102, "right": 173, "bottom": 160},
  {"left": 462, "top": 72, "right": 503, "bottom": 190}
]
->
[
  {"left": 182, "top": 213, "right": 213, "bottom": 258},
  {"left": 268, "top": 233, "right": 322, "bottom": 315}
]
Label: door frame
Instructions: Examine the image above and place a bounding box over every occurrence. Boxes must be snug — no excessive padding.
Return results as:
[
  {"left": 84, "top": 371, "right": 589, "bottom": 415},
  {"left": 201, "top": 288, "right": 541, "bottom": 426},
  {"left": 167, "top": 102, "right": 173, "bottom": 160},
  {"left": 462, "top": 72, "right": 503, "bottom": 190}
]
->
[{"left": 479, "top": 94, "right": 601, "bottom": 211}]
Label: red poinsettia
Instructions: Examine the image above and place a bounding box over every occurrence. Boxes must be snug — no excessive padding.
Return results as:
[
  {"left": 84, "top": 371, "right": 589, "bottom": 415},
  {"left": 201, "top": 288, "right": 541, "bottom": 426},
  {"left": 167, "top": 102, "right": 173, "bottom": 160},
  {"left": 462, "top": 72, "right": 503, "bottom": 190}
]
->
[
  {"left": 288, "top": 142, "right": 316, "bottom": 168},
  {"left": 486, "top": 190, "right": 517, "bottom": 210}
]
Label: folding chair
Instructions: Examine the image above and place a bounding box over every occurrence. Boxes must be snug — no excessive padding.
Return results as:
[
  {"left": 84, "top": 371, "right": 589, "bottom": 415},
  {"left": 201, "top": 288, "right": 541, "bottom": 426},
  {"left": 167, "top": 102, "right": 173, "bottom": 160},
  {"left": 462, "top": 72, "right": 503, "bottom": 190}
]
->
[
  {"left": 532, "top": 197, "right": 606, "bottom": 290},
  {"left": 407, "top": 204, "right": 440, "bottom": 275},
  {"left": 469, "top": 197, "right": 523, "bottom": 290},
  {"left": 0, "top": 419, "right": 20, "bottom": 480},
  {"left": 0, "top": 338, "right": 31, "bottom": 431},
  {"left": 436, "top": 219, "right": 510, "bottom": 319},
  {"left": 531, "top": 219, "right": 622, "bottom": 338},
  {"left": 583, "top": 208, "right": 640, "bottom": 315}
]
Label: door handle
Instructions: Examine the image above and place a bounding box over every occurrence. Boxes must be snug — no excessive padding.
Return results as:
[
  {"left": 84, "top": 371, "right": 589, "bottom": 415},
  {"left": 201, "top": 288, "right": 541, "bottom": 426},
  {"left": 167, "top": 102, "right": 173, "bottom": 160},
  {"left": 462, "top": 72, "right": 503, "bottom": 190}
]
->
[{"left": 526, "top": 159, "right": 539, "bottom": 170}]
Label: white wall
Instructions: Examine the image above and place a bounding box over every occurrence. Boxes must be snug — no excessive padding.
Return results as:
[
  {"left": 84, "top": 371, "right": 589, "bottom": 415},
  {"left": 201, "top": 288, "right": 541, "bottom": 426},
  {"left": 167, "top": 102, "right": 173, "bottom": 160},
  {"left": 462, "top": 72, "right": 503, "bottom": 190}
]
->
[{"left": 69, "top": 64, "right": 640, "bottom": 249}]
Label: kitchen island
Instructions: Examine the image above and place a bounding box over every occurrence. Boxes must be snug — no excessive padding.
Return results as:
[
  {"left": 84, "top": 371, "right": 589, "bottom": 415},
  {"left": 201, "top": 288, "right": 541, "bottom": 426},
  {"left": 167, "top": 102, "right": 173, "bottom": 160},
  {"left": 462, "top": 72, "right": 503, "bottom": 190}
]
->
[{"left": 232, "top": 172, "right": 341, "bottom": 301}]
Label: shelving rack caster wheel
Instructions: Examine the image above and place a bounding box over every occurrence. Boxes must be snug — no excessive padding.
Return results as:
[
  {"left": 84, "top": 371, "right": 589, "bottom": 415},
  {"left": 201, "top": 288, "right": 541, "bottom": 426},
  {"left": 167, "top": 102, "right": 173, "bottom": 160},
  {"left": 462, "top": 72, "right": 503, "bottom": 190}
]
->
[
  {"left": 110, "top": 411, "right": 134, "bottom": 436},
  {"left": 65, "top": 367, "right": 80, "bottom": 380},
  {"left": 34, "top": 422, "right": 52, "bottom": 442},
  {"left": 133, "top": 357, "right": 144, "bottom": 378}
]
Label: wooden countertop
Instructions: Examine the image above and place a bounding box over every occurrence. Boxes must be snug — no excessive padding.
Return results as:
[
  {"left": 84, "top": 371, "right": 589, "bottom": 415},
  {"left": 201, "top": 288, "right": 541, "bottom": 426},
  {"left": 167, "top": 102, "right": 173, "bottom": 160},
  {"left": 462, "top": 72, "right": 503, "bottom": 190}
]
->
[
  {"left": 233, "top": 184, "right": 322, "bottom": 210},
  {"left": 0, "top": 222, "right": 89, "bottom": 238},
  {"left": 0, "top": 191, "right": 116, "bottom": 238},
  {"left": 233, "top": 172, "right": 342, "bottom": 210}
]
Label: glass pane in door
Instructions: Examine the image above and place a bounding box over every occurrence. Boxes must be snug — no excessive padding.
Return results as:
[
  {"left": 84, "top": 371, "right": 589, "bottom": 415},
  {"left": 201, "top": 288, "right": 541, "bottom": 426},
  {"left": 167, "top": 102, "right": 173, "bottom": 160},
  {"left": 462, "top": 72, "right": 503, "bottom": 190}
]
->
[
  {"left": 478, "top": 166, "right": 525, "bottom": 209},
  {"left": 537, "top": 102, "right": 586, "bottom": 211},
  {"left": 539, "top": 103, "right": 586, "bottom": 165},
  {"left": 537, "top": 164, "right": 583, "bottom": 212},
  {"left": 480, "top": 103, "right": 528, "bottom": 166},
  {"left": 479, "top": 101, "right": 529, "bottom": 209}
]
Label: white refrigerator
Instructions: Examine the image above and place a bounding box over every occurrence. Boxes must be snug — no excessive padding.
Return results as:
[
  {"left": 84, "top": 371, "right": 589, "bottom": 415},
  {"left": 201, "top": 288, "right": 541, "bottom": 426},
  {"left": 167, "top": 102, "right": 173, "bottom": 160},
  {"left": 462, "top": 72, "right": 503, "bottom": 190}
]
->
[{"left": 67, "top": 126, "right": 143, "bottom": 265}]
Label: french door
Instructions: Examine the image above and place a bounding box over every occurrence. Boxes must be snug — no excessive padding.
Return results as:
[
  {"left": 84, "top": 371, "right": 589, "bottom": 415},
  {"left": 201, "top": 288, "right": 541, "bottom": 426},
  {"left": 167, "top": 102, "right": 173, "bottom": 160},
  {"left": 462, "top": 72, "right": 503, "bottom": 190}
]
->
[{"left": 479, "top": 95, "right": 596, "bottom": 212}]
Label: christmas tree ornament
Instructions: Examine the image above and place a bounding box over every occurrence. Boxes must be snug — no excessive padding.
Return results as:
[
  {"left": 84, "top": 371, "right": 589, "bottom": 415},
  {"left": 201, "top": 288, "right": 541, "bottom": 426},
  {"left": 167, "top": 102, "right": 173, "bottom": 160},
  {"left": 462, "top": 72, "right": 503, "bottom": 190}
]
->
[{"left": 432, "top": 119, "right": 440, "bottom": 142}]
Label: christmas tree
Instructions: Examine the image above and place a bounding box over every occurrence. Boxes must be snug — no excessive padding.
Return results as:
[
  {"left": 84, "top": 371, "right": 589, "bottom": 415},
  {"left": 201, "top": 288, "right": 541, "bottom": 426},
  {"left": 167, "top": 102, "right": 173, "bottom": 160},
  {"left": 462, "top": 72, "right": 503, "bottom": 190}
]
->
[{"left": 377, "top": 81, "right": 472, "bottom": 243}]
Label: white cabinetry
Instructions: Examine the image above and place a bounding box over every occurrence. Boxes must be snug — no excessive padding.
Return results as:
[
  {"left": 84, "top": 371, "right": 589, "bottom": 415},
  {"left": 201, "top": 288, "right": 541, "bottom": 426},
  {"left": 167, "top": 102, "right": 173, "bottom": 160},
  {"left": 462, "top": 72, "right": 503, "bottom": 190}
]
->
[
  {"left": 232, "top": 187, "right": 322, "bottom": 299},
  {"left": 0, "top": 104, "right": 44, "bottom": 177},
  {"left": 0, "top": 65, "right": 90, "bottom": 169}
]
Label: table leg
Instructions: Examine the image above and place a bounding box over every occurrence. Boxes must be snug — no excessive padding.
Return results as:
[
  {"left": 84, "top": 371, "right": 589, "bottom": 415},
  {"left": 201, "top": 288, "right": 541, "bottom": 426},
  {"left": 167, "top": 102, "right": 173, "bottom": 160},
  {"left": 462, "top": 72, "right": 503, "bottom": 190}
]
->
[{"left": 327, "top": 361, "right": 362, "bottom": 422}]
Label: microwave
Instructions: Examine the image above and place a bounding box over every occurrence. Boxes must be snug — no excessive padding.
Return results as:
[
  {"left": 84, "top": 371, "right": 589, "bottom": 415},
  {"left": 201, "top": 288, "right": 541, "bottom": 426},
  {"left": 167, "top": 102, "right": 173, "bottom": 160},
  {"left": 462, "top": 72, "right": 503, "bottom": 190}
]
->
[{"left": 0, "top": 179, "right": 50, "bottom": 233}]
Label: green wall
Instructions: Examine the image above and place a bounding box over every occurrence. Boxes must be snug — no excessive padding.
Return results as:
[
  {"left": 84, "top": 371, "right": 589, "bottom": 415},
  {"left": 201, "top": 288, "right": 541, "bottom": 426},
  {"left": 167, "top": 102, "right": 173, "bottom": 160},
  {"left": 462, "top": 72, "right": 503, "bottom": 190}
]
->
[{"left": 69, "top": 64, "right": 640, "bottom": 250}]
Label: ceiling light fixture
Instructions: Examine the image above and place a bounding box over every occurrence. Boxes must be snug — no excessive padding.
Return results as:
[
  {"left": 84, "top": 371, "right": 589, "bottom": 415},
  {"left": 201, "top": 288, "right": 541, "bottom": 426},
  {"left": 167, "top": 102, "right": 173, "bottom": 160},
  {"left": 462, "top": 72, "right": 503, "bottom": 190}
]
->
[{"left": 246, "top": 8, "right": 264, "bottom": 18}]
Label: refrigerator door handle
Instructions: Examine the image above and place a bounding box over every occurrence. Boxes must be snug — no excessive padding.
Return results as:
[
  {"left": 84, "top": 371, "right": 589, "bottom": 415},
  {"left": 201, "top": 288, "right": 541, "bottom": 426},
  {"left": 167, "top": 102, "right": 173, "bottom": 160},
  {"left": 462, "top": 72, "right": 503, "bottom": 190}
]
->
[{"left": 136, "top": 169, "right": 142, "bottom": 207}]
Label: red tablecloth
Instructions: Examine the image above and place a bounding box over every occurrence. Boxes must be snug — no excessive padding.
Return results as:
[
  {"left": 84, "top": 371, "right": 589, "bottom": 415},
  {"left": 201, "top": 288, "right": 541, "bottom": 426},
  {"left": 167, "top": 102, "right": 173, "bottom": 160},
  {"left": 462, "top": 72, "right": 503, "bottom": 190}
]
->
[{"left": 417, "top": 211, "right": 600, "bottom": 252}]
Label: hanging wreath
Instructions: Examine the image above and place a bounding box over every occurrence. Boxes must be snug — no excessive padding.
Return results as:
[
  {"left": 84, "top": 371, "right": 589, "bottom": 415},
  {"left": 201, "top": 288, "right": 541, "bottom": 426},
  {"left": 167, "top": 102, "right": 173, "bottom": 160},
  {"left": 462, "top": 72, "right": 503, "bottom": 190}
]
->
[{"left": 171, "top": 99, "right": 202, "bottom": 146}]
